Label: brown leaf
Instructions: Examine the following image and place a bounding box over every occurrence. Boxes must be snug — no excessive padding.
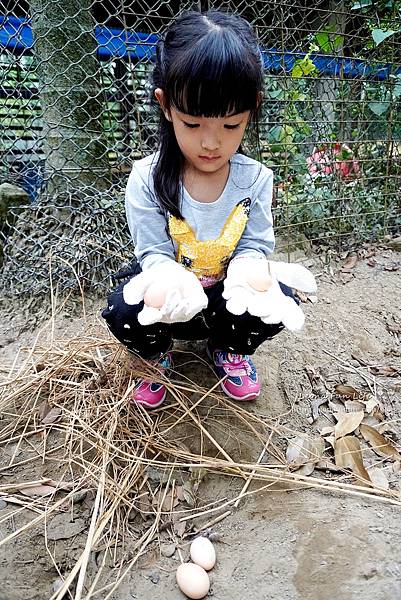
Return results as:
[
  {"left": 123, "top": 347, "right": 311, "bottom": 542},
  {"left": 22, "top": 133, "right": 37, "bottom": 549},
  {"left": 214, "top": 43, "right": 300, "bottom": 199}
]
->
[
  {"left": 295, "top": 463, "right": 315, "bottom": 476},
  {"left": 360, "top": 424, "right": 401, "bottom": 460},
  {"left": 370, "top": 365, "right": 399, "bottom": 377},
  {"left": 135, "top": 492, "right": 152, "bottom": 518},
  {"left": 335, "top": 384, "right": 359, "bottom": 398},
  {"left": 334, "top": 435, "right": 371, "bottom": 483},
  {"left": 182, "top": 482, "right": 196, "bottom": 508},
  {"left": 367, "top": 467, "right": 389, "bottom": 490},
  {"left": 320, "top": 426, "right": 334, "bottom": 436},
  {"left": 341, "top": 254, "right": 358, "bottom": 271},
  {"left": 344, "top": 400, "right": 366, "bottom": 412},
  {"left": 334, "top": 411, "right": 364, "bottom": 439},
  {"left": 41, "top": 407, "right": 62, "bottom": 424},
  {"left": 286, "top": 436, "right": 325, "bottom": 466},
  {"left": 173, "top": 520, "right": 186, "bottom": 538},
  {"left": 316, "top": 459, "right": 343, "bottom": 472},
  {"left": 175, "top": 485, "right": 186, "bottom": 502},
  {"left": 20, "top": 485, "right": 57, "bottom": 497}
]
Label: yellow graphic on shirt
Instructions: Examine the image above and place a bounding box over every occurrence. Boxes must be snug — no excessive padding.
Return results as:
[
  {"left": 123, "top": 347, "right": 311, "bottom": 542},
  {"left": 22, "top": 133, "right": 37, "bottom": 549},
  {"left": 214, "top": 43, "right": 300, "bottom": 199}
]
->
[{"left": 169, "top": 198, "right": 251, "bottom": 288}]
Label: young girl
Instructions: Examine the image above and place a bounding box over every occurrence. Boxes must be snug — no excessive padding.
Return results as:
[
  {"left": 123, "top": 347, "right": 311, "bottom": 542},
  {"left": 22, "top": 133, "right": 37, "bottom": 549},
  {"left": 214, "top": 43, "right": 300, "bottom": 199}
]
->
[{"left": 102, "top": 10, "right": 316, "bottom": 408}]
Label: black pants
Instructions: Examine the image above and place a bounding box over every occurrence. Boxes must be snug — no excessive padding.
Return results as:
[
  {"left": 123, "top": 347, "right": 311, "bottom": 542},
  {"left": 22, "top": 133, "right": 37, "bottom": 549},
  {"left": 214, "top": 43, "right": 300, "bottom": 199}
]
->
[{"left": 102, "top": 261, "right": 294, "bottom": 360}]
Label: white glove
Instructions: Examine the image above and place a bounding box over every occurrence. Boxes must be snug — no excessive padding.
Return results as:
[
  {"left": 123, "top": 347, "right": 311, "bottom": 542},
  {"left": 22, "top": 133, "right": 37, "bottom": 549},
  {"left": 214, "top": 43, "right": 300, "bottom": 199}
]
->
[
  {"left": 222, "top": 257, "right": 317, "bottom": 331},
  {"left": 123, "top": 261, "right": 208, "bottom": 325}
]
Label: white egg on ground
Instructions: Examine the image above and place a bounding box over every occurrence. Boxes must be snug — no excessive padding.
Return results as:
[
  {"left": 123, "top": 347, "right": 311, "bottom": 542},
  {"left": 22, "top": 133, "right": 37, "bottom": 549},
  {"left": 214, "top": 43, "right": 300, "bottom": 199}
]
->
[
  {"left": 190, "top": 536, "right": 216, "bottom": 571},
  {"left": 176, "top": 563, "right": 210, "bottom": 599}
]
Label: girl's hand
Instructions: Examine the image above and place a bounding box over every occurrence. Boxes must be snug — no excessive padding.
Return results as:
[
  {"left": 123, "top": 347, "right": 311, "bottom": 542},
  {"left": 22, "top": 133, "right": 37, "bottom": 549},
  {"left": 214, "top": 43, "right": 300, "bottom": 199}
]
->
[
  {"left": 123, "top": 261, "right": 208, "bottom": 325},
  {"left": 222, "top": 257, "right": 317, "bottom": 331}
]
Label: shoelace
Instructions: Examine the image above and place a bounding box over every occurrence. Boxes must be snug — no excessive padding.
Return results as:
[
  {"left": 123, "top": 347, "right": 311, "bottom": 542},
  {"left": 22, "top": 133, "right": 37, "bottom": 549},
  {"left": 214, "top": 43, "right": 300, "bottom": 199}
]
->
[{"left": 219, "top": 353, "right": 251, "bottom": 376}]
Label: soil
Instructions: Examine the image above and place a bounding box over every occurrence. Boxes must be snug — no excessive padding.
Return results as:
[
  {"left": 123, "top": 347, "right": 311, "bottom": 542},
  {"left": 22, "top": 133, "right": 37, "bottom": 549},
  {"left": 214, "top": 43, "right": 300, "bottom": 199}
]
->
[{"left": 0, "top": 245, "right": 401, "bottom": 600}]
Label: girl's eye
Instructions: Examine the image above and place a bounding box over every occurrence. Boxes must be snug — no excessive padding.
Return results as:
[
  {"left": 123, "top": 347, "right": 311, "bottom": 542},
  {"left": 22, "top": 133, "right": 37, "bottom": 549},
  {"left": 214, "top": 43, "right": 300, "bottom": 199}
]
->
[
  {"left": 183, "top": 122, "right": 200, "bottom": 129},
  {"left": 224, "top": 124, "right": 241, "bottom": 130}
]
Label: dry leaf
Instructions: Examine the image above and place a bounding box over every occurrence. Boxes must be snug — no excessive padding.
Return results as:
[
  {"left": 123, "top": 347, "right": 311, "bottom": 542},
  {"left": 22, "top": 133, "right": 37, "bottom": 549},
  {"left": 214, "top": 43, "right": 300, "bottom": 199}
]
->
[
  {"left": 344, "top": 400, "right": 365, "bottom": 412},
  {"left": 41, "top": 407, "right": 62, "bottom": 424},
  {"left": 363, "top": 397, "right": 378, "bottom": 414},
  {"left": 153, "top": 487, "right": 179, "bottom": 512},
  {"left": 175, "top": 485, "right": 185, "bottom": 502},
  {"left": 328, "top": 399, "right": 345, "bottom": 413},
  {"left": 316, "top": 459, "right": 342, "bottom": 472},
  {"left": 368, "top": 467, "right": 389, "bottom": 490},
  {"left": 20, "top": 485, "right": 57, "bottom": 497},
  {"left": 392, "top": 461, "right": 401, "bottom": 473},
  {"left": 286, "top": 436, "right": 325, "bottom": 466},
  {"left": 136, "top": 492, "right": 151, "bottom": 517},
  {"left": 370, "top": 365, "right": 399, "bottom": 377},
  {"left": 311, "top": 396, "right": 328, "bottom": 421},
  {"left": 334, "top": 435, "right": 371, "bottom": 483},
  {"left": 325, "top": 436, "right": 336, "bottom": 448},
  {"left": 360, "top": 424, "right": 401, "bottom": 460},
  {"left": 182, "top": 481, "right": 196, "bottom": 508},
  {"left": 320, "top": 426, "right": 334, "bottom": 436},
  {"left": 173, "top": 520, "right": 186, "bottom": 538},
  {"left": 295, "top": 463, "right": 315, "bottom": 476},
  {"left": 335, "top": 384, "right": 359, "bottom": 398},
  {"left": 341, "top": 254, "right": 358, "bottom": 271},
  {"left": 334, "top": 411, "right": 364, "bottom": 439}
]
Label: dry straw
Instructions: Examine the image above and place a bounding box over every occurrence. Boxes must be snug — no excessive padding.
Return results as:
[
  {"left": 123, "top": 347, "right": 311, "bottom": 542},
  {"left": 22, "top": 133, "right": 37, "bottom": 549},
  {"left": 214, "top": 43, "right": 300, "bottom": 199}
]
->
[{"left": 0, "top": 319, "right": 400, "bottom": 598}]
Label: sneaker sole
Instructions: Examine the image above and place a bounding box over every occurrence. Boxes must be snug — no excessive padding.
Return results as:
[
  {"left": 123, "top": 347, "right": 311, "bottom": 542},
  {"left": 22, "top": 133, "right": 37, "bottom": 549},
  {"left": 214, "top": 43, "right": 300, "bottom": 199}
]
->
[
  {"left": 220, "top": 382, "right": 260, "bottom": 402},
  {"left": 133, "top": 389, "right": 167, "bottom": 409}
]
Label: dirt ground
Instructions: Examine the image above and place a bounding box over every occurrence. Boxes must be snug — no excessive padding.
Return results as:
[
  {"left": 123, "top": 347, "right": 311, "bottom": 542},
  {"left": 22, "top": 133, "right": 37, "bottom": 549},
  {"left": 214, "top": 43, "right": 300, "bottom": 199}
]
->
[{"left": 0, "top": 244, "right": 401, "bottom": 600}]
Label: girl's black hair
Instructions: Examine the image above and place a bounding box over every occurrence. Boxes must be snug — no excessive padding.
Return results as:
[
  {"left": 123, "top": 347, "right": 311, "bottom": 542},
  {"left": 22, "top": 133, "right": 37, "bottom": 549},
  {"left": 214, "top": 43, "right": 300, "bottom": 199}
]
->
[{"left": 152, "top": 10, "right": 264, "bottom": 219}]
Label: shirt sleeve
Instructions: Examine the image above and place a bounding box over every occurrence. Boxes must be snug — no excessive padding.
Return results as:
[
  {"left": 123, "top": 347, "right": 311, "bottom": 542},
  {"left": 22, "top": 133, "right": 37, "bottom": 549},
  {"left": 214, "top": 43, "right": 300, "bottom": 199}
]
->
[
  {"left": 232, "top": 166, "right": 275, "bottom": 260},
  {"left": 125, "top": 163, "right": 176, "bottom": 270}
]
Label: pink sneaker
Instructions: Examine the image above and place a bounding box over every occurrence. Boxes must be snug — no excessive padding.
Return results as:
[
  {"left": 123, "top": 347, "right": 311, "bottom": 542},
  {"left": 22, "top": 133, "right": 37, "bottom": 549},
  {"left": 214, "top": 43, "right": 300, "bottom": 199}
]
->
[
  {"left": 207, "top": 346, "right": 261, "bottom": 401},
  {"left": 132, "top": 353, "right": 172, "bottom": 409}
]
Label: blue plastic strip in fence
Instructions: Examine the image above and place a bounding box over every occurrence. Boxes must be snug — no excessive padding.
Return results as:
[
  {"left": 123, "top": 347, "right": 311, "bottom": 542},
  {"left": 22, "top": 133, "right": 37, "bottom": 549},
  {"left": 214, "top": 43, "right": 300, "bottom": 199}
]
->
[{"left": 1, "top": 15, "right": 400, "bottom": 79}]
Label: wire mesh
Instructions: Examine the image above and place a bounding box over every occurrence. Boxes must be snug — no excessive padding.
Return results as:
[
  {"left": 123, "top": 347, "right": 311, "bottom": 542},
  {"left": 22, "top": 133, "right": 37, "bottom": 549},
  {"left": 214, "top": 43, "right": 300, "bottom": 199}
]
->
[{"left": 0, "top": 0, "right": 400, "bottom": 298}]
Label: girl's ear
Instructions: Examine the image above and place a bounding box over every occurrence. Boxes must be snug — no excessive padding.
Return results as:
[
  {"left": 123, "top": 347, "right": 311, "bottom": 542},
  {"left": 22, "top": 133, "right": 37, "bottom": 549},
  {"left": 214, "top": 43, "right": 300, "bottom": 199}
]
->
[{"left": 154, "top": 88, "right": 172, "bottom": 121}]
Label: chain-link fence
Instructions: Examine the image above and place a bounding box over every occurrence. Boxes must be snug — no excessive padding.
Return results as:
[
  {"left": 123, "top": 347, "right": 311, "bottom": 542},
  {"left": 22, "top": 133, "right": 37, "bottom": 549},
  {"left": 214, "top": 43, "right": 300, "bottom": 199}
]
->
[{"left": 0, "top": 0, "right": 400, "bottom": 299}]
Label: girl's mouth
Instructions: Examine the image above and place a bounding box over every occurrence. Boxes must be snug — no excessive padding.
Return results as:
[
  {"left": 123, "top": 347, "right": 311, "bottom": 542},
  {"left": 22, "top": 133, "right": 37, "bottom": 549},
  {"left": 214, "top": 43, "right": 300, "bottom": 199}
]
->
[{"left": 199, "top": 155, "right": 220, "bottom": 162}]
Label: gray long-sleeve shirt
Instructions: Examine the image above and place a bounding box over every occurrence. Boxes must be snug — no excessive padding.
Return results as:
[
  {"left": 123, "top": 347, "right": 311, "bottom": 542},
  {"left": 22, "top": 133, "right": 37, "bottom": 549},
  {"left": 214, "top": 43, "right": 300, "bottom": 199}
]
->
[{"left": 125, "top": 152, "right": 275, "bottom": 288}]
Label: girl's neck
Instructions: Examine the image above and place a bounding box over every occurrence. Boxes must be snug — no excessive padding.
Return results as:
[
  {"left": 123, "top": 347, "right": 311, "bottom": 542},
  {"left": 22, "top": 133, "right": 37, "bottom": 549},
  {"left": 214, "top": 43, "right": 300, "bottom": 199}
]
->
[{"left": 183, "top": 161, "right": 230, "bottom": 203}]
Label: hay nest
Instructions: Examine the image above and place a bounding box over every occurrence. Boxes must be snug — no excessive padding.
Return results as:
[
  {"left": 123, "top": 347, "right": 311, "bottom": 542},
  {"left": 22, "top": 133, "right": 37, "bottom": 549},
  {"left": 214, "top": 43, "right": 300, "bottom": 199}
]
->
[{"left": 0, "top": 322, "right": 400, "bottom": 599}]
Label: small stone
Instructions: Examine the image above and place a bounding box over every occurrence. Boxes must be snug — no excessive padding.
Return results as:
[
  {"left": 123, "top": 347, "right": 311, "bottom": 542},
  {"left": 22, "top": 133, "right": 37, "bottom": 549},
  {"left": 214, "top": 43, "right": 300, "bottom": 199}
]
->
[
  {"left": 149, "top": 572, "right": 160, "bottom": 584},
  {"left": 52, "top": 578, "right": 64, "bottom": 593},
  {"left": 160, "top": 543, "right": 176, "bottom": 558},
  {"left": 0, "top": 500, "right": 7, "bottom": 510},
  {"left": 71, "top": 490, "right": 87, "bottom": 504}
]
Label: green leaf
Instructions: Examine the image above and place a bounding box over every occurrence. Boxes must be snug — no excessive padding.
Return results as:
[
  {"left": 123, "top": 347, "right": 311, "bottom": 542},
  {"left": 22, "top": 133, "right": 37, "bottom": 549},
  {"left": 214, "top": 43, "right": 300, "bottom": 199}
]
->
[
  {"left": 291, "top": 57, "right": 317, "bottom": 79},
  {"left": 265, "top": 89, "right": 284, "bottom": 100},
  {"left": 315, "top": 30, "right": 344, "bottom": 53},
  {"left": 368, "top": 101, "right": 391, "bottom": 115},
  {"left": 372, "top": 29, "right": 397, "bottom": 46}
]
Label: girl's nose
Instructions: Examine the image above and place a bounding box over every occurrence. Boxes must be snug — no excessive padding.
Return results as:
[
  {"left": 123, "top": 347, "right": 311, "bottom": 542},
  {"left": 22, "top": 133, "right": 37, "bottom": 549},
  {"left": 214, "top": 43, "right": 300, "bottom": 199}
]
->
[{"left": 201, "top": 134, "right": 220, "bottom": 151}]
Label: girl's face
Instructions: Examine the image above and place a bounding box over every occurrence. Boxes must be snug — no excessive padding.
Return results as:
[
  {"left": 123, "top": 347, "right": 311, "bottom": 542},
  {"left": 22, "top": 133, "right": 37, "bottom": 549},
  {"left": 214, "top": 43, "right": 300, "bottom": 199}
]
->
[{"left": 155, "top": 89, "right": 249, "bottom": 175}]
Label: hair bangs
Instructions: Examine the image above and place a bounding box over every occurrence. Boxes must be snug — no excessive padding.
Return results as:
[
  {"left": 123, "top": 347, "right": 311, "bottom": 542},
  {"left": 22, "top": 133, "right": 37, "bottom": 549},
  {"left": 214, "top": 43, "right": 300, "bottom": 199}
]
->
[{"left": 166, "top": 30, "right": 262, "bottom": 117}]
